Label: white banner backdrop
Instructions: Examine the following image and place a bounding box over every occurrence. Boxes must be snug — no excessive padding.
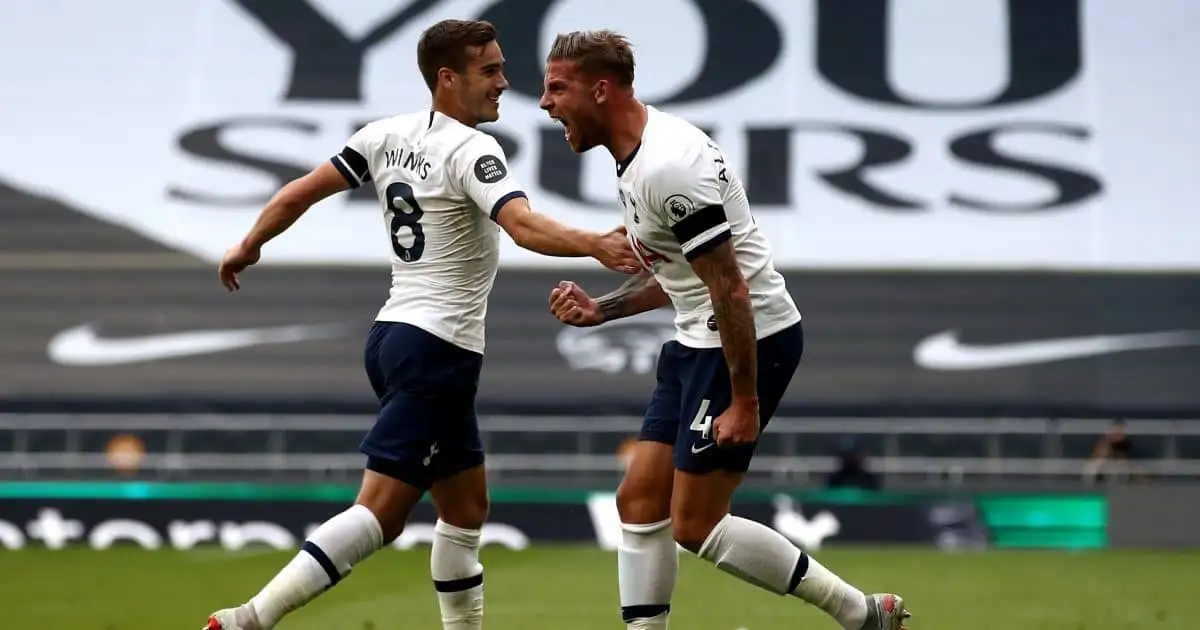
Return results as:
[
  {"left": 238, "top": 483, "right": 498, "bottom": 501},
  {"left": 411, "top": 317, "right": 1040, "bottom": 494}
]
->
[{"left": 1, "top": 0, "right": 1197, "bottom": 269}]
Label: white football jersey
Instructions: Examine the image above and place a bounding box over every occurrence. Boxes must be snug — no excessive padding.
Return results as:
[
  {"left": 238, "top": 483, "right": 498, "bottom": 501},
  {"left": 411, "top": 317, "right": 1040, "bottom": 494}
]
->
[
  {"left": 618, "top": 106, "right": 801, "bottom": 349},
  {"left": 331, "top": 109, "right": 526, "bottom": 354}
]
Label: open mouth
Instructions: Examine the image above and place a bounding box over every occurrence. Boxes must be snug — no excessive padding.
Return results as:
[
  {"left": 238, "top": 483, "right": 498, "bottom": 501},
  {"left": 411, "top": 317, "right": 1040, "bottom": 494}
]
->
[
  {"left": 488, "top": 94, "right": 501, "bottom": 105},
  {"left": 552, "top": 115, "right": 572, "bottom": 142}
]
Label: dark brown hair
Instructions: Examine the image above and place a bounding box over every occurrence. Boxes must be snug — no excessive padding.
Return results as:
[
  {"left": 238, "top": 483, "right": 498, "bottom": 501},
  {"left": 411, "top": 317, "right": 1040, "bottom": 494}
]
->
[
  {"left": 546, "top": 30, "right": 636, "bottom": 87},
  {"left": 417, "top": 19, "right": 498, "bottom": 91}
]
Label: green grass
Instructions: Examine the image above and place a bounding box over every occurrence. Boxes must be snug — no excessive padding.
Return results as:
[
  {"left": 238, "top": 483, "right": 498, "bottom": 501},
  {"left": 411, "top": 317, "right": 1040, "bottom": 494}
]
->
[{"left": 0, "top": 545, "right": 1190, "bottom": 629}]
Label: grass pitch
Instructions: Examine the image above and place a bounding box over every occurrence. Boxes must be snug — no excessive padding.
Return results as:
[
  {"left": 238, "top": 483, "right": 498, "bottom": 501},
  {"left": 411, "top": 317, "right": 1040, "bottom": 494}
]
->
[{"left": 0, "top": 545, "right": 1190, "bottom": 629}]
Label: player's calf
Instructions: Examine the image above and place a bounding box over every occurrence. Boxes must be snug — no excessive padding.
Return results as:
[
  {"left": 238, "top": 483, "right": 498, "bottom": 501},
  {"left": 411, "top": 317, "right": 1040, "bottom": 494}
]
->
[
  {"left": 618, "top": 519, "right": 678, "bottom": 630},
  {"left": 696, "top": 516, "right": 911, "bottom": 629},
  {"left": 209, "top": 503, "right": 389, "bottom": 630},
  {"left": 614, "top": 441, "right": 677, "bottom": 630},
  {"left": 431, "top": 520, "right": 485, "bottom": 629},
  {"left": 205, "top": 467, "right": 421, "bottom": 630},
  {"left": 429, "top": 465, "right": 490, "bottom": 630},
  {"left": 673, "top": 469, "right": 903, "bottom": 630}
]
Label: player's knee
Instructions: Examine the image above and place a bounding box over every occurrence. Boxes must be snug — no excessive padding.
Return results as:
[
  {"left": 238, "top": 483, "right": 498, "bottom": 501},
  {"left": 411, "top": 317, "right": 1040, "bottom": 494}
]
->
[
  {"left": 430, "top": 462, "right": 490, "bottom": 530},
  {"left": 616, "top": 477, "right": 670, "bottom": 524},
  {"left": 615, "top": 441, "right": 674, "bottom": 523},
  {"left": 671, "top": 512, "right": 724, "bottom": 553},
  {"left": 437, "top": 492, "right": 489, "bottom": 531},
  {"left": 356, "top": 467, "right": 424, "bottom": 543},
  {"left": 355, "top": 498, "right": 409, "bottom": 544},
  {"left": 670, "top": 475, "right": 735, "bottom": 553}
]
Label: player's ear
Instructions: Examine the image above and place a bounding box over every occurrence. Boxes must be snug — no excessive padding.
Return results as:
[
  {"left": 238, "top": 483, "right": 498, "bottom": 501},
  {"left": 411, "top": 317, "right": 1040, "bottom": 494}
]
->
[
  {"left": 437, "top": 67, "right": 457, "bottom": 90},
  {"left": 593, "top": 79, "right": 609, "bottom": 105}
]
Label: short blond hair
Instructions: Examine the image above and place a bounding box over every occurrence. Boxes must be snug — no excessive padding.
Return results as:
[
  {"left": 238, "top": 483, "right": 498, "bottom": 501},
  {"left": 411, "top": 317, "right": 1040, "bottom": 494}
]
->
[{"left": 546, "top": 30, "right": 635, "bottom": 87}]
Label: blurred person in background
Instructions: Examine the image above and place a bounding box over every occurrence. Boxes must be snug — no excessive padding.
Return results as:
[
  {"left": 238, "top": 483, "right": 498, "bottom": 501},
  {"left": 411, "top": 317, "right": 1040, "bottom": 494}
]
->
[
  {"left": 826, "top": 438, "right": 880, "bottom": 491},
  {"left": 1084, "top": 420, "right": 1145, "bottom": 484}
]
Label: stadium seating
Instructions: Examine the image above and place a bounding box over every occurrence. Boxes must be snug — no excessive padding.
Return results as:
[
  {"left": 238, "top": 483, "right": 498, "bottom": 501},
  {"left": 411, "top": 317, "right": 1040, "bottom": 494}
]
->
[{"left": 3, "top": 413, "right": 1197, "bottom": 488}]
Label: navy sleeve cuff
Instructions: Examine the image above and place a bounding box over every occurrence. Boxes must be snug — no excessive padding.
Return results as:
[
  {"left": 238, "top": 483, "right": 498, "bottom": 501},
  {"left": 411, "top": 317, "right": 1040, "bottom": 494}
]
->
[
  {"left": 330, "top": 155, "right": 360, "bottom": 189},
  {"left": 332, "top": 147, "right": 371, "bottom": 188},
  {"left": 489, "top": 190, "right": 528, "bottom": 222}
]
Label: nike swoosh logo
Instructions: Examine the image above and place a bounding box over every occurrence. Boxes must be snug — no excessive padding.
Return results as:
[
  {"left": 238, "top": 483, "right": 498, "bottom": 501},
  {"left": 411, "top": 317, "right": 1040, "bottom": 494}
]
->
[
  {"left": 48, "top": 322, "right": 354, "bottom": 366},
  {"left": 690, "top": 443, "right": 714, "bottom": 454},
  {"left": 914, "top": 329, "right": 1200, "bottom": 371}
]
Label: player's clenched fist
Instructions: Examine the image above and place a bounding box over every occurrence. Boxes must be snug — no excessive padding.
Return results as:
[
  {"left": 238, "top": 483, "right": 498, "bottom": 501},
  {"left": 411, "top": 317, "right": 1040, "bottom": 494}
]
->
[
  {"left": 548, "top": 280, "right": 604, "bottom": 327},
  {"left": 713, "top": 397, "right": 761, "bottom": 446}
]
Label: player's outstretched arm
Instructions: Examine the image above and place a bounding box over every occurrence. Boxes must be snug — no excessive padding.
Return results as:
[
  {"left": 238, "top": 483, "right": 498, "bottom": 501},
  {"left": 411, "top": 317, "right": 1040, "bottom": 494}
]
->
[
  {"left": 494, "top": 197, "right": 640, "bottom": 274},
  {"left": 241, "top": 161, "right": 349, "bottom": 251},
  {"left": 219, "top": 161, "right": 349, "bottom": 291},
  {"left": 690, "top": 239, "right": 758, "bottom": 402}
]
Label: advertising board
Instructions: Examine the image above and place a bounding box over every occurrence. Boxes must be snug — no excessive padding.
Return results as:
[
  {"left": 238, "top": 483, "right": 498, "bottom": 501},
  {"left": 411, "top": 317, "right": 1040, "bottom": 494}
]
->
[
  {"left": 2, "top": 0, "right": 1199, "bottom": 269},
  {"left": 0, "top": 482, "right": 1110, "bottom": 551}
]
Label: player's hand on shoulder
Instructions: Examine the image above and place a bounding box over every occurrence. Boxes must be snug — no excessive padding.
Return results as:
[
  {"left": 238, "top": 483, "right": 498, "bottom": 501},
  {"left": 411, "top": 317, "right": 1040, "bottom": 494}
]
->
[
  {"left": 714, "top": 396, "right": 760, "bottom": 446},
  {"left": 218, "top": 242, "right": 261, "bottom": 292},
  {"left": 549, "top": 280, "right": 604, "bottom": 327},
  {"left": 593, "top": 225, "right": 640, "bottom": 275}
]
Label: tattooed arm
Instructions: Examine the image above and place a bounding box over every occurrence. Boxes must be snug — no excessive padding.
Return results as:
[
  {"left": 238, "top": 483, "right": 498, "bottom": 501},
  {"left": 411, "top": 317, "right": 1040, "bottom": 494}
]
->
[
  {"left": 595, "top": 270, "right": 670, "bottom": 322},
  {"left": 548, "top": 270, "right": 668, "bottom": 328},
  {"left": 650, "top": 148, "right": 757, "bottom": 400},
  {"left": 688, "top": 239, "right": 757, "bottom": 400},
  {"left": 647, "top": 142, "right": 760, "bottom": 444}
]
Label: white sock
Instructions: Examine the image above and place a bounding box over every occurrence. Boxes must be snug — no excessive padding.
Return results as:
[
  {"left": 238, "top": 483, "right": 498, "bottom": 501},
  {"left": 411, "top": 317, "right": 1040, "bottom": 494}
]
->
[
  {"left": 618, "top": 519, "right": 677, "bottom": 630},
  {"left": 698, "top": 514, "right": 867, "bottom": 630},
  {"left": 431, "top": 519, "right": 485, "bottom": 630},
  {"left": 249, "top": 504, "right": 384, "bottom": 628},
  {"left": 790, "top": 554, "right": 869, "bottom": 630}
]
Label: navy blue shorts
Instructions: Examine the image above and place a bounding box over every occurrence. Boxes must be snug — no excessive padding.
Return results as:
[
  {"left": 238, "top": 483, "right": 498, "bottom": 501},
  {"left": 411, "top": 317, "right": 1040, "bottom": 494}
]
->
[
  {"left": 640, "top": 322, "right": 804, "bottom": 474},
  {"left": 361, "top": 322, "right": 485, "bottom": 490}
]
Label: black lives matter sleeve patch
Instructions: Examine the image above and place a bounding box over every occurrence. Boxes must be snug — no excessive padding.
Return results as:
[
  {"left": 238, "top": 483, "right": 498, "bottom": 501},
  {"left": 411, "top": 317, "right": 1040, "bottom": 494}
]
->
[{"left": 474, "top": 155, "right": 508, "bottom": 184}]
